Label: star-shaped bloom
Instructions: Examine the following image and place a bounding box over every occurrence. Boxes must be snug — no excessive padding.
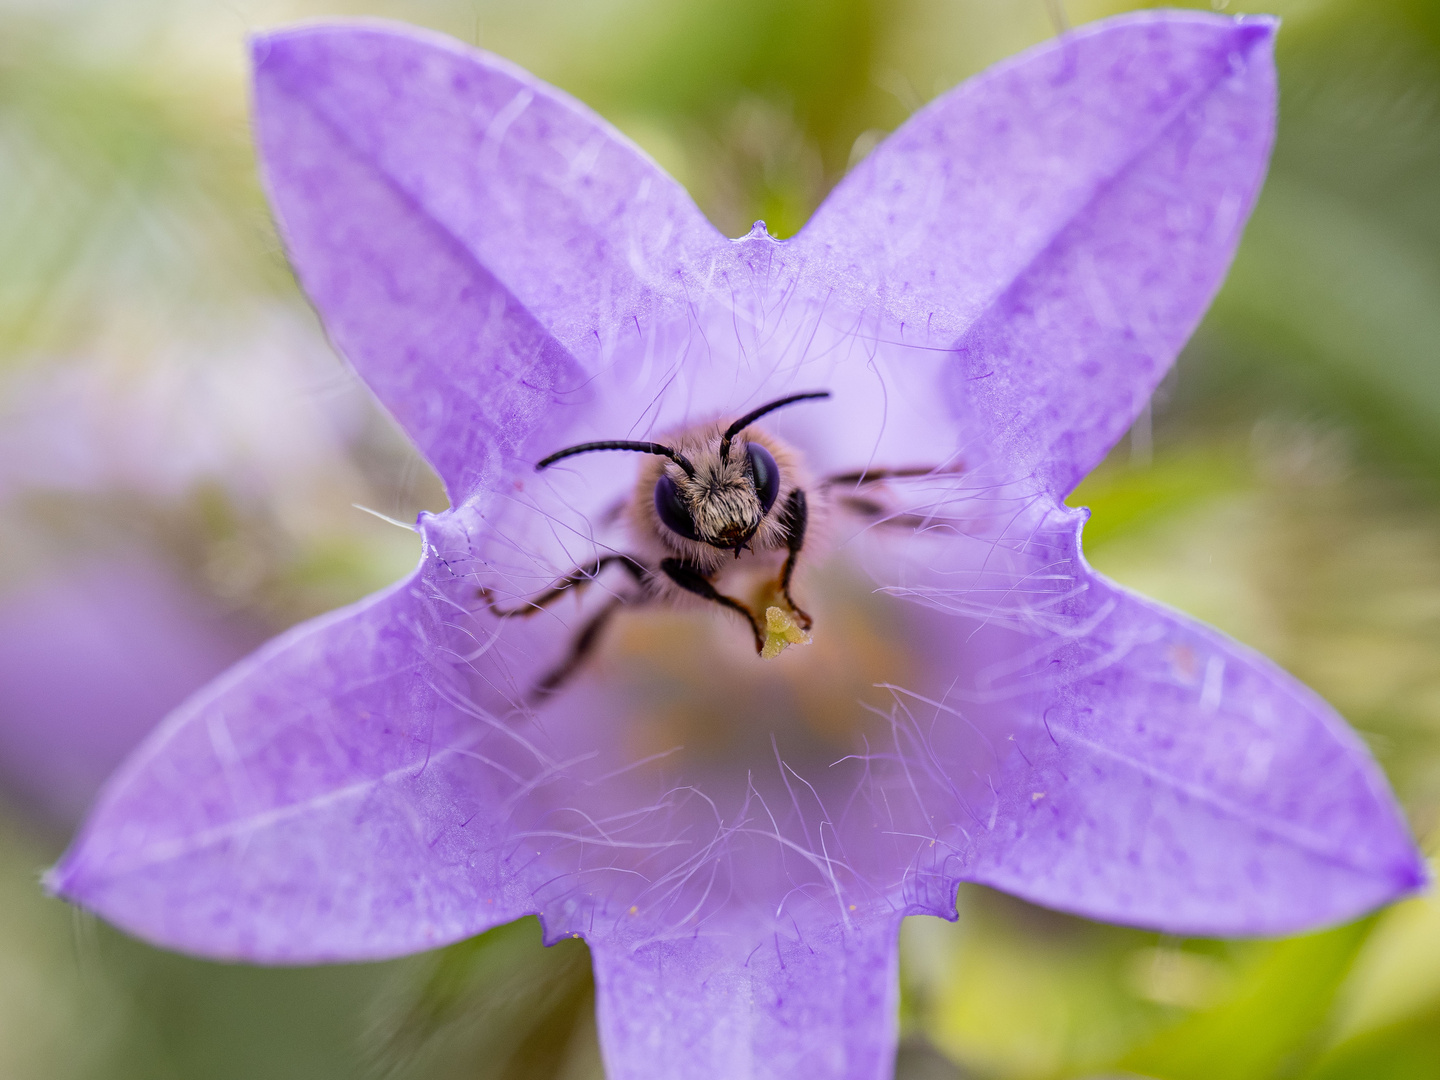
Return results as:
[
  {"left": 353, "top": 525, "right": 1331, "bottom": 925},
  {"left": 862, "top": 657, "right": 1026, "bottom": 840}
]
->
[{"left": 51, "top": 13, "right": 1425, "bottom": 1080}]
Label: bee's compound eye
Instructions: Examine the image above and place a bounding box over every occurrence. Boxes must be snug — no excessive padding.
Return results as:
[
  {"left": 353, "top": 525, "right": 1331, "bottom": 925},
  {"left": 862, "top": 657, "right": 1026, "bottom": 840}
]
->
[
  {"left": 654, "top": 473, "right": 701, "bottom": 541},
  {"left": 746, "top": 442, "right": 780, "bottom": 514}
]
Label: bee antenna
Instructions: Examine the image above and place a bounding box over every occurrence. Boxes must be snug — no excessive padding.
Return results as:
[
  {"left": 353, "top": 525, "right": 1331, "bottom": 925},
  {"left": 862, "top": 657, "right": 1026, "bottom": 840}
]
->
[
  {"left": 719, "top": 390, "right": 831, "bottom": 463},
  {"left": 536, "top": 440, "right": 697, "bottom": 478}
]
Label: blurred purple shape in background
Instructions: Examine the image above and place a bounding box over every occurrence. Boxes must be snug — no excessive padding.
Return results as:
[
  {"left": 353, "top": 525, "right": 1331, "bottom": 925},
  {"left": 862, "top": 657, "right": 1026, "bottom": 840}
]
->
[{"left": 0, "top": 553, "right": 260, "bottom": 825}]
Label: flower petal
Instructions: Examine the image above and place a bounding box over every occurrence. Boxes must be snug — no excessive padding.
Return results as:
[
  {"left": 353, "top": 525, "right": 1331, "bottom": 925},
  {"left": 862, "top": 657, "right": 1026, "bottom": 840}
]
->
[
  {"left": 963, "top": 577, "right": 1428, "bottom": 934},
  {"left": 47, "top": 560, "right": 535, "bottom": 961},
  {"left": 796, "top": 12, "right": 1277, "bottom": 494},
  {"left": 878, "top": 503, "right": 1427, "bottom": 934},
  {"left": 251, "top": 21, "right": 720, "bottom": 503},
  {"left": 591, "top": 917, "right": 900, "bottom": 1080}
]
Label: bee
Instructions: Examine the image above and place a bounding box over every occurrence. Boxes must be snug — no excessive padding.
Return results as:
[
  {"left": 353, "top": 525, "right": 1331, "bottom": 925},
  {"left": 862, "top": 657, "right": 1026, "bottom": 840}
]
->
[{"left": 481, "top": 390, "right": 949, "bottom": 697}]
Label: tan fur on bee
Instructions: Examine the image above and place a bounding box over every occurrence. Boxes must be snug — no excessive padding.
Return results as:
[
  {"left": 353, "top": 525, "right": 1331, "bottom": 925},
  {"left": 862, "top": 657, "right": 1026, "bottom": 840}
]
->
[{"left": 626, "top": 422, "right": 828, "bottom": 599}]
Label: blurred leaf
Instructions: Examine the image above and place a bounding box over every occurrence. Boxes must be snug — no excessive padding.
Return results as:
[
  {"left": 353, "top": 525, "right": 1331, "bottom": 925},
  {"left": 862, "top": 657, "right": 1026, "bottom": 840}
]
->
[
  {"left": 589, "top": 0, "right": 887, "bottom": 156},
  {"left": 1212, "top": 178, "right": 1440, "bottom": 473},
  {"left": 1396, "top": 0, "right": 1440, "bottom": 53},
  {"left": 274, "top": 531, "right": 424, "bottom": 624},
  {"left": 1120, "top": 919, "right": 1376, "bottom": 1080},
  {"left": 1304, "top": 1000, "right": 1440, "bottom": 1080},
  {"left": 0, "top": 16, "right": 283, "bottom": 360},
  {"left": 95, "top": 930, "right": 389, "bottom": 1080},
  {"left": 894, "top": 1036, "right": 969, "bottom": 1080},
  {"left": 0, "top": 805, "right": 394, "bottom": 1080},
  {"left": 1330, "top": 882, "right": 1440, "bottom": 1040},
  {"left": 1068, "top": 448, "right": 1251, "bottom": 550},
  {"left": 0, "top": 807, "right": 124, "bottom": 1079},
  {"left": 906, "top": 888, "right": 1173, "bottom": 1080},
  {"left": 369, "top": 917, "right": 599, "bottom": 1080},
  {"left": 566, "top": 0, "right": 898, "bottom": 236},
  {"left": 1173, "top": 0, "right": 1440, "bottom": 477}
]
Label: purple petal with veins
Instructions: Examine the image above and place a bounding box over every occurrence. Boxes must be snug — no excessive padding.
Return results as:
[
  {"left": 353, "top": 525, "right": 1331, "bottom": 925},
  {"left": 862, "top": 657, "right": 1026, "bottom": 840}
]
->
[{"left": 51, "top": 13, "right": 1425, "bottom": 1080}]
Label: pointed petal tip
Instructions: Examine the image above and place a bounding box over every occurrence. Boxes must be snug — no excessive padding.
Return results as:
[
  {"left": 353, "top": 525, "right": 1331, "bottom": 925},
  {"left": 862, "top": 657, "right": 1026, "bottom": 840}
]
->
[
  {"left": 39, "top": 851, "right": 102, "bottom": 921},
  {"left": 1231, "top": 14, "right": 1280, "bottom": 59},
  {"left": 1397, "top": 851, "right": 1434, "bottom": 895},
  {"left": 1306, "top": 849, "right": 1431, "bottom": 931},
  {"left": 733, "top": 219, "right": 780, "bottom": 244},
  {"left": 1235, "top": 12, "right": 1281, "bottom": 37},
  {"left": 246, "top": 20, "right": 328, "bottom": 60},
  {"left": 247, "top": 18, "right": 457, "bottom": 76},
  {"left": 1081, "top": 8, "right": 1278, "bottom": 59},
  {"left": 247, "top": 21, "right": 340, "bottom": 70},
  {"left": 247, "top": 29, "right": 276, "bottom": 72},
  {"left": 43, "top": 837, "right": 94, "bottom": 905},
  {"left": 247, "top": 23, "right": 319, "bottom": 76}
]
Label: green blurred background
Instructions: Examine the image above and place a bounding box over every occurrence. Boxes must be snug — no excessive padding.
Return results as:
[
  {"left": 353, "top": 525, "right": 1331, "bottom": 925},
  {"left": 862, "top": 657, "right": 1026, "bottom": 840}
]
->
[{"left": 1, "top": 0, "right": 1437, "bottom": 1076}]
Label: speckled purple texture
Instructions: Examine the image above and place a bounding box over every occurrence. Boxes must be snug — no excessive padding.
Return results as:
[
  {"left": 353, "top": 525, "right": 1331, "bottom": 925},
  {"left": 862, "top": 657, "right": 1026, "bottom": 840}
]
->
[{"left": 51, "top": 14, "right": 1425, "bottom": 1080}]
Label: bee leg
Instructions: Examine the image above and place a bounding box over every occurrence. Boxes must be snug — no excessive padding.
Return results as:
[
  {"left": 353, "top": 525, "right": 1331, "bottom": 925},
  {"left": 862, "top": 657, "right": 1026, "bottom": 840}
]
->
[
  {"left": 822, "top": 467, "right": 959, "bottom": 532},
  {"left": 658, "top": 558, "right": 765, "bottom": 654},
  {"left": 531, "top": 596, "right": 626, "bottom": 699},
  {"left": 822, "top": 465, "right": 954, "bottom": 487},
  {"left": 479, "top": 554, "right": 648, "bottom": 617},
  {"left": 835, "top": 494, "right": 934, "bottom": 531},
  {"left": 777, "top": 488, "right": 813, "bottom": 630}
]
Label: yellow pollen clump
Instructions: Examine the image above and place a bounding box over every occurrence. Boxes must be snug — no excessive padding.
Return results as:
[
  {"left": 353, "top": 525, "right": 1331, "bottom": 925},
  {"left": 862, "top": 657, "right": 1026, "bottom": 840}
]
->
[{"left": 761, "top": 605, "right": 812, "bottom": 660}]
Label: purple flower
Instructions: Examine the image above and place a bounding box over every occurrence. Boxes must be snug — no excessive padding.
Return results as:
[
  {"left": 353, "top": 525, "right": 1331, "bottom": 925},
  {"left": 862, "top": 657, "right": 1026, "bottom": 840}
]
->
[
  {"left": 50, "top": 12, "right": 1424, "bottom": 1080},
  {"left": 0, "top": 554, "right": 261, "bottom": 825}
]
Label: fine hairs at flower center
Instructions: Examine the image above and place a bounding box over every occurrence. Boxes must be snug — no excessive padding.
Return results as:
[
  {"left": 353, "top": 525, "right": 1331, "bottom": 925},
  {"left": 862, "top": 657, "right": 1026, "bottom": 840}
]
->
[{"left": 481, "top": 390, "right": 954, "bottom": 692}]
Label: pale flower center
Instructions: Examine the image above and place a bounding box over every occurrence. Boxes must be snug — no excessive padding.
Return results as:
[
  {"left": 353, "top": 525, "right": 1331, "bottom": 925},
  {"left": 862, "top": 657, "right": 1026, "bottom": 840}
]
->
[{"left": 582, "top": 559, "right": 921, "bottom": 781}]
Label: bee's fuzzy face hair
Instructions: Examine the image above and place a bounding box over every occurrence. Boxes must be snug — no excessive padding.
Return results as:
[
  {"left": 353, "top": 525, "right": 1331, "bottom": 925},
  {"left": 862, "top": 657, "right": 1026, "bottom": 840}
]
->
[{"left": 628, "top": 422, "right": 816, "bottom": 577}]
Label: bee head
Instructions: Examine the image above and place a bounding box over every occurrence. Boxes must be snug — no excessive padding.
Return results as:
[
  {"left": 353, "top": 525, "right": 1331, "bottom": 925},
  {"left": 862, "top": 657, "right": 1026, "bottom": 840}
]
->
[
  {"left": 536, "top": 390, "right": 829, "bottom": 553},
  {"left": 653, "top": 438, "right": 780, "bottom": 553}
]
